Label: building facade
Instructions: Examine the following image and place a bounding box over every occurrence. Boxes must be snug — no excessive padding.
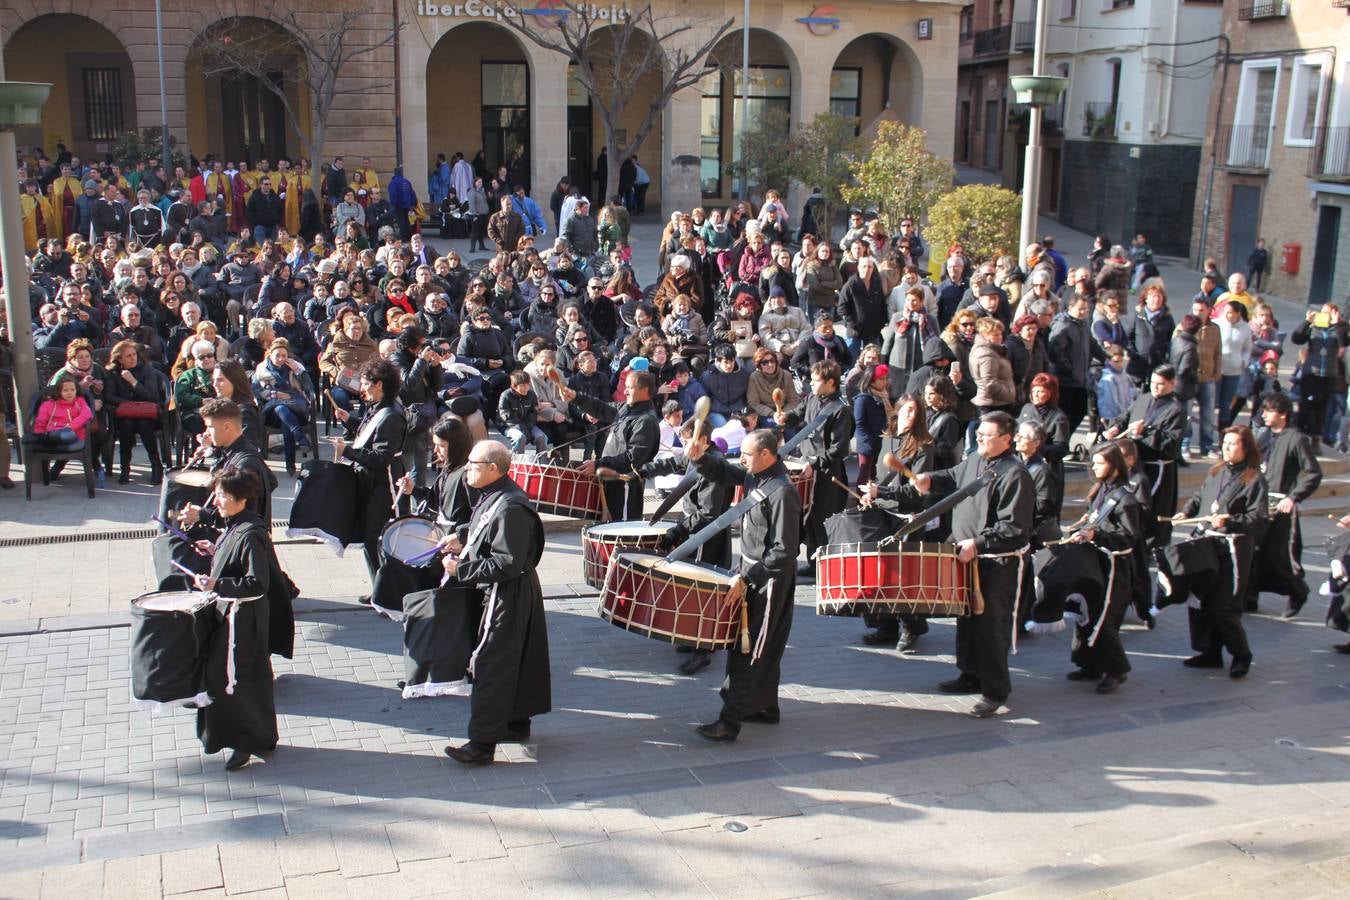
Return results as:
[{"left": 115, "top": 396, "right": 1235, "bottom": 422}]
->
[
  {"left": 1001, "top": 0, "right": 1220, "bottom": 257},
  {"left": 1, "top": 0, "right": 963, "bottom": 221},
  {"left": 955, "top": 0, "right": 1019, "bottom": 174},
  {"left": 1191, "top": 0, "right": 1350, "bottom": 305}
]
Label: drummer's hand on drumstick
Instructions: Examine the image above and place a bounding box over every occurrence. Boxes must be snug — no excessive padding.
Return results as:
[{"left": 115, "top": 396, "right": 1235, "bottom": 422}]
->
[
  {"left": 578, "top": 459, "right": 597, "bottom": 477},
  {"left": 440, "top": 534, "right": 463, "bottom": 555},
  {"left": 333, "top": 407, "right": 350, "bottom": 423},
  {"left": 1104, "top": 426, "right": 1121, "bottom": 440},
  {"left": 1170, "top": 512, "right": 1187, "bottom": 523},
  {"left": 441, "top": 554, "right": 459, "bottom": 578},
  {"left": 1128, "top": 420, "right": 1146, "bottom": 437},
  {"left": 1068, "top": 529, "right": 1095, "bottom": 544},
  {"left": 1276, "top": 497, "right": 1296, "bottom": 515},
  {"left": 727, "top": 575, "right": 747, "bottom": 607},
  {"left": 956, "top": 539, "right": 977, "bottom": 564},
  {"left": 912, "top": 472, "right": 932, "bottom": 494},
  {"left": 596, "top": 466, "right": 619, "bottom": 479},
  {"left": 396, "top": 474, "right": 415, "bottom": 495},
  {"left": 192, "top": 574, "right": 216, "bottom": 592},
  {"left": 685, "top": 438, "right": 707, "bottom": 462},
  {"left": 179, "top": 503, "right": 201, "bottom": 528},
  {"left": 1338, "top": 514, "right": 1350, "bottom": 529},
  {"left": 1207, "top": 513, "right": 1229, "bottom": 529},
  {"left": 773, "top": 411, "right": 788, "bottom": 427},
  {"left": 331, "top": 436, "right": 346, "bottom": 460},
  {"left": 192, "top": 539, "right": 214, "bottom": 557}
]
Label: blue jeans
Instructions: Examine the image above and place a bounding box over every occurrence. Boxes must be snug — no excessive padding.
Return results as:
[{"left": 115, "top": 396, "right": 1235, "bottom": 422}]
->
[
  {"left": 706, "top": 412, "right": 728, "bottom": 429},
  {"left": 1189, "top": 381, "right": 1217, "bottom": 453},
  {"left": 505, "top": 424, "right": 548, "bottom": 454},
  {"left": 263, "top": 401, "right": 309, "bottom": 464}
]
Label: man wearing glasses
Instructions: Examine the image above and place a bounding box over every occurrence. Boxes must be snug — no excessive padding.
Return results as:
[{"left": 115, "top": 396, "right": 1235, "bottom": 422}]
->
[
  {"left": 581, "top": 278, "right": 617, "bottom": 344},
  {"left": 441, "top": 440, "right": 551, "bottom": 766}
]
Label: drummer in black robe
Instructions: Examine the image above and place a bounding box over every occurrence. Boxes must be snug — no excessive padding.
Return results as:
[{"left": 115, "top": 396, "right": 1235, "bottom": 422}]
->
[
  {"left": 860, "top": 393, "right": 939, "bottom": 651},
  {"left": 688, "top": 429, "right": 802, "bottom": 741},
  {"left": 774, "top": 359, "right": 852, "bottom": 576},
  {"left": 1254, "top": 393, "right": 1322, "bottom": 617},
  {"left": 893, "top": 411, "right": 1034, "bottom": 718},
  {"left": 1116, "top": 438, "right": 1160, "bottom": 628},
  {"left": 1017, "top": 419, "right": 1064, "bottom": 547},
  {"left": 441, "top": 440, "right": 551, "bottom": 765},
  {"left": 1061, "top": 442, "right": 1142, "bottom": 694},
  {"left": 576, "top": 370, "right": 661, "bottom": 521},
  {"left": 189, "top": 467, "right": 280, "bottom": 771},
  {"left": 1104, "top": 365, "right": 1186, "bottom": 545},
  {"left": 637, "top": 418, "right": 734, "bottom": 675},
  {"left": 332, "top": 357, "right": 408, "bottom": 585},
  {"left": 397, "top": 416, "right": 483, "bottom": 697},
  {"left": 1328, "top": 515, "right": 1350, "bottom": 654},
  {"left": 1172, "top": 425, "right": 1268, "bottom": 678},
  {"left": 174, "top": 399, "right": 293, "bottom": 659}
]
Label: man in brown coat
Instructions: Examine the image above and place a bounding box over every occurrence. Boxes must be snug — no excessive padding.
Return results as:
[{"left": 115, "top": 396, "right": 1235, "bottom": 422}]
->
[
  {"left": 486, "top": 195, "right": 523, "bottom": 254},
  {"left": 1189, "top": 296, "right": 1222, "bottom": 457}
]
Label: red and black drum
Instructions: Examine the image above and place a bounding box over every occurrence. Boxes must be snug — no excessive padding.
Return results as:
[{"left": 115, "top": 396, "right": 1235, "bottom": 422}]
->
[
  {"left": 581, "top": 521, "right": 670, "bottom": 588},
  {"left": 509, "top": 458, "right": 604, "bottom": 520},
  {"left": 815, "top": 541, "right": 972, "bottom": 617},
  {"left": 733, "top": 459, "right": 814, "bottom": 516},
  {"left": 598, "top": 552, "right": 742, "bottom": 650}
]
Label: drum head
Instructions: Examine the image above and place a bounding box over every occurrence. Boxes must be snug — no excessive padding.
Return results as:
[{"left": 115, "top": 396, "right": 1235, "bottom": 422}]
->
[
  {"left": 133, "top": 591, "right": 211, "bottom": 612},
  {"left": 171, "top": 469, "right": 215, "bottom": 487},
  {"left": 584, "top": 522, "right": 670, "bottom": 541},
  {"left": 382, "top": 517, "right": 444, "bottom": 564},
  {"left": 619, "top": 553, "right": 736, "bottom": 586}
]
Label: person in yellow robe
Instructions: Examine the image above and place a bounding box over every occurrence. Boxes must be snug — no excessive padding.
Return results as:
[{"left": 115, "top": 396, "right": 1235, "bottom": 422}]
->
[
  {"left": 276, "top": 158, "right": 303, "bottom": 238},
  {"left": 205, "top": 163, "right": 233, "bottom": 225},
  {"left": 20, "top": 180, "right": 56, "bottom": 251},
  {"left": 48, "top": 164, "right": 84, "bottom": 240},
  {"left": 357, "top": 157, "right": 380, "bottom": 192}
]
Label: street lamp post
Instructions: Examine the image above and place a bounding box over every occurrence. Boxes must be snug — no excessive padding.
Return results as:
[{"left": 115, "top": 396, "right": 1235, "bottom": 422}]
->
[{"left": 1014, "top": 0, "right": 1066, "bottom": 256}]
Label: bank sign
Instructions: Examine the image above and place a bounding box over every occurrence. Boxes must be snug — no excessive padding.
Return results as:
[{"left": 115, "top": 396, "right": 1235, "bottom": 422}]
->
[{"left": 415, "top": 0, "right": 630, "bottom": 21}]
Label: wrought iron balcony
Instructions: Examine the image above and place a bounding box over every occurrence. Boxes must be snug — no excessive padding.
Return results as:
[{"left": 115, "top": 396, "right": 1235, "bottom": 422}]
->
[
  {"left": 1308, "top": 126, "right": 1350, "bottom": 180},
  {"left": 1215, "top": 124, "right": 1272, "bottom": 171},
  {"left": 1238, "top": 1, "right": 1289, "bottom": 20},
  {"left": 1082, "top": 101, "right": 1116, "bottom": 139},
  {"left": 973, "top": 25, "right": 1012, "bottom": 57}
]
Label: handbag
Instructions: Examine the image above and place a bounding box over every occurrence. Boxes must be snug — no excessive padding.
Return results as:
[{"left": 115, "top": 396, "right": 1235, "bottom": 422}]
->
[{"left": 115, "top": 400, "right": 159, "bottom": 420}]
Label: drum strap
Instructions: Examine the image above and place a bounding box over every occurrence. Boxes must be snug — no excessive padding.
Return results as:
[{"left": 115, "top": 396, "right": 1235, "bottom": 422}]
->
[
  {"left": 1087, "top": 547, "right": 1134, "bottom": 649},
  {"left": 1145, "top": 460, "right": 1171, "bottom": 497},
  {"left": 976, "top": 545, "right": 1031, "bottom": 654},
  {"left": 225, "top": 598, "right": 240, "bottom": 695}
]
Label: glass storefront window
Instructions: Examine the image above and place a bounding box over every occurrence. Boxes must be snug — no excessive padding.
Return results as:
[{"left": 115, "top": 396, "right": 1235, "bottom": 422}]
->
[
  {"left": 701, "top": 69, "right": 722, "bottom": 197},
  {"left": 482, "top": 62, "right": 527, "bottom": 107},
  {"left": 730, "top": 65, "right": 791, "bottom": 198},
  {"left": 830, "top": 67, "right": 861, "bottom": 125}
]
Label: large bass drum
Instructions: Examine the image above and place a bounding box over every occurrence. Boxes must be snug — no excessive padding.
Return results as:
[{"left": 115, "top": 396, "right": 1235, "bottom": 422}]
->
[
  {"left": 581, "top": 521, "right": 670, "bottom": 589},
  {"left": 129, "top": 591, "right": 217, "bottom": 709},
  {"left": 815, "top": 542, "right": 973, "bottom": 617},
  {"left": 598, "top": 552, "right": 742, "bottom": 650}
]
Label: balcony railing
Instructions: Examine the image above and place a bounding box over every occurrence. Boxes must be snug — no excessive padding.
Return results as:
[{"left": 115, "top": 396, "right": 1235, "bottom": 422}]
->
[
  {"left": 1238, "top": 1, "right": 1289, "bottom": 20},
  {"left": 1215, "top": 124, "right": 1272, "bottom": 170},
  {"left": 1309, "top": 126, "right": 1350, "bottom": 180},
  {"left": 973, "top": 25, "right": 1013, "bottom": 57},
  {"left": 1012, "top": 21, "right": 1037, "bottom": 52},
  {"left": 1082, "top": 101, "right": 1117, "bottom": 138}
]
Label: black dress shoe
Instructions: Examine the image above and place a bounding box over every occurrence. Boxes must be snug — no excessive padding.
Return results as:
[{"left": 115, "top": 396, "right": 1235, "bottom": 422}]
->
[
  {"left": 1095, "top": 673, "right": 1127, "bottom": 694},
  {"left": 678, "top": 651, "right": 711, "bottom": 675},
  {"left": 696, "top": 719, "right": 739, "bottom": 742},
  {"left": 1282, "top": 599, "right": 1306, "bottom": 620},
  {"left": 444, "top": 742, "right": 496, "bottom": 765},
  {"left": 1183, "top": 654, "right": 1224, "bottom": 669},
  {"left": 969, "top": 697, "right": 1004, "bottom": 718},
  {"left": 1229, "top": 655, "right": 1252, "bottom": 679},
  {"left": 743, "top": 707, "right": 780, "bottom": 725},
  {"left": 1066, "top": 669, "right": 1100, "bottom": 682},
  {"left": 224, "top": 749, "right": 250, "bottom": 771},
  {"left": 118, "top": 471, "right": 132, "bottom": 484},
  {"left": 1142, "top": 612, "right": 1157, "bottom": 630},
  {"left": 861, "top": 629, "right": 900, "bottom": 647},
  {"left": 938, "top": 674, "right": 982, "bottom": 694},
  {"left": 896, "top": 631, "right": 919, "bottom": 653}
]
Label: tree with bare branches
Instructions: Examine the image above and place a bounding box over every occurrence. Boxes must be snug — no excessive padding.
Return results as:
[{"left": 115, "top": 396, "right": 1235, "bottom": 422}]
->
[
  {"left": 199, "top": 0, "right": 401, "bottom": 166},
  {"left": 495, "top": 2, "right": 735, "bottom": 206}
]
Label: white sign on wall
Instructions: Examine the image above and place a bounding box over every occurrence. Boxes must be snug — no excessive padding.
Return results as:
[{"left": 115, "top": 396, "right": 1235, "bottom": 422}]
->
[{"left": 415, "top": 1, "right": 630, "bottom": 22}]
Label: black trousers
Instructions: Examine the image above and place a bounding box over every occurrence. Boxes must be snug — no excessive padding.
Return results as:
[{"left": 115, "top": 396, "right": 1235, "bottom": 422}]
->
[
  {"left": 116, "top": 418, "right": 161, "bottom": 469},
  {"left": 1070, "top": 564, "right": 1132, "bottom": 677},
  {"left": 804, "top": 462, "right": 846, "bottom": 559},
  {"left": 956, "top": 556, "right": 1020, "bottom": 703},
  {"left": 1060, "top": 386, "right": 1089, "bottom": 435},
  {"left": 1187, "top": 543, "right": 1252, "bottom": 660},
  {"left": 603, "top": 477, "right": 644, "bottom": 521},
  {"left": 1297, "top": 373, "right": 1335, "bottom": 442},
  {"left": 1253, "top": 512, "right": 1309, "bottom": 608},
  {"left": 720, "top": 567, "right": 794, "bottom": 726}
]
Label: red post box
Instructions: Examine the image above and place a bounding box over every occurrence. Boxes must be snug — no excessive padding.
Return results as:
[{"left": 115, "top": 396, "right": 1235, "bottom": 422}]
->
[{"left": 1281, "top": 242, "right": 1301, "bottom": 275}]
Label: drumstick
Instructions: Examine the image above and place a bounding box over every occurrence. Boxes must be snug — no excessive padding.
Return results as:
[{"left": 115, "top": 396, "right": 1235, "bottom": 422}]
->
[
  {"left": 169, "top": 559, "right": 209, "bottom": 583},
  {"left": 772, "top": 388, "right": 784, "bottom": 418},
  {"left": 831, "top": 476, "right": 865, "bottom": 504},
  {"left": 739, "top": 601, "right": 751, "bottom": 655},
  {"left": 151, "top": 515, "right": 194, "bottom": 543},
  {"left": 881, "top": 451, "right": 915, "bottom": 482},
  {"left": 691, "top": 395, "right": 712, "bottom": 445},
  {"left": 1171, "top": 515, "right": 1227, "bottom": 527}
]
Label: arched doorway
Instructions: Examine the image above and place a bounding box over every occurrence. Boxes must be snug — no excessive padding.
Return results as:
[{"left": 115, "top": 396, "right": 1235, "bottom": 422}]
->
[
  {"left": 185, "top": 18, "right": 309, "bottom": 166},
  {"left": 425, "top": 22, "right": 532, "bottom": 190},
  {"left": 3, "top": 14, "right": 137, "bottom": 160},
  {"left": 704, "top": 29, "right": 797, "bottom": 202},
  {"left": 831, "top": 34, "right": 924, "bottom": 134},
  {"left": 574, "top": 25, "right": 665, "bottom": 209}
]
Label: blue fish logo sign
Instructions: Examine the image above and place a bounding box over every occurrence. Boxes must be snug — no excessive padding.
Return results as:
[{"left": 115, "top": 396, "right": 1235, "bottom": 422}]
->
[{"left": 797, "top": 5, "right": 841, "bottom": 36}]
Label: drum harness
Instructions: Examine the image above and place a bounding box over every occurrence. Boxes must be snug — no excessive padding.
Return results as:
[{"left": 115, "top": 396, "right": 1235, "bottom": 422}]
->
[{"left": 1054, "top": 487, "right": 1134, "bottom": 649}]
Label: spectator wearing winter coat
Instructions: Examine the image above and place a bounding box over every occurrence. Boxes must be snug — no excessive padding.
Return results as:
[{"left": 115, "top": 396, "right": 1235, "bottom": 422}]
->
[
  {"left": 1048, "top": 295, "right": 1095, "bottom": 433},
  {"left": 881, "top": 286, "right": 940, "bottom": 396},
  {"left": 700, "top": 345, "right": 751, "bottom": 427},
  {"left": 836, "top": 256, "right": 888, "bottom": 357}
]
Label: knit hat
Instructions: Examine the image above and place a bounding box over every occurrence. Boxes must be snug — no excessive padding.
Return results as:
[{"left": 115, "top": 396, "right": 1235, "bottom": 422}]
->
[
  {"left": 873, "top": 363, "right": 890, "bottom": 381},
  {"left": 629, "top": 357, "right": 650, "bottom": 372},
  {"left": 1259, "top": 349, "right": 1279, "bottom": 366},
  {"left": 768, "top": 285, "right": 786, "bottom": 298}
]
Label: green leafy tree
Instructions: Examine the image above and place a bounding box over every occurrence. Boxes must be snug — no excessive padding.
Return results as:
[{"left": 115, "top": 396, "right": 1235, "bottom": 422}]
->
[
  {"left": 783, "top": 112, "right": 866, "bottom": 243},
  {"left": 924, "top": 184, "right": 1022, "bottom": 265},
  {"left": 723, "top": 106, "right": 793, "bottom": 205},
  {"left": 843, "top": 121, "right": 954, "bottom": 226},
  {"left": 114, "top": 127, "right": 189, "bottom": 171}
]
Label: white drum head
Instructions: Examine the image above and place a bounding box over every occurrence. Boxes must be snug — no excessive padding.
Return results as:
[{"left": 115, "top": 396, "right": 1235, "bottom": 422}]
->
[
  {"left": 618, "top": 553, "right": 736, "bottom": 586},
  {"left": 172, "top": 469, "right": 215, "bottom": 487},
  {"left": 585, "top": 522, "right": 670, "bottom": 540},
  {"left": 382, "top": 517, "right": 444, "bottom": 563},
  {"left": 134, "top": 591, "right": 210, "bottom": 612}
]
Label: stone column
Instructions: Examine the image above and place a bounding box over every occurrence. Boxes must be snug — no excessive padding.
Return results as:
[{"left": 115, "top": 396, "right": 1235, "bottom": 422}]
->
[
  {"left": 662, "top": 82, "right": 702, "bottom": 220},
  {"left": 530, "top": 47, "right": 568, "bottom": 204}
]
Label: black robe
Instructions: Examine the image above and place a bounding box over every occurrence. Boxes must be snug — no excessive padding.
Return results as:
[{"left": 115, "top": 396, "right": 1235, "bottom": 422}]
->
[
  {"left": 1018, "top": 402, "right": 1071, "bottom": 484},
  {"left": 344, "top": 400, "right": 407, "bottom": 578},
  {"left": 1179, "top": 463, "right": 1267, "bottom": 659},
  {"left": 573, "top": 395, "right": 660, "bottom": 521},
  {"left": 1125, "top": 470, "right": 1158, "bottom": 619},
  {"left": 782, "top": 392, "right": 853, "bottom": 558},
  {"left": 401, "top": 466, "right": 484, "bottom": 694},
  {"left": 449, "top": 477, "right": 551, "bottom": 743},
  {"left": 197, "top": 512, "right": 279, "bottom": 756},
  {"left": 693, "top": 455, "right": 802, "bottom": 726},
  {"left": 1023, "top": 451, "right": 1063, "bottom": 546},
  {"left": 638, "top": 452, "right": 734, "bottom": 569},
  {"left": 893, "top": 448, "right": 1034, "bottom": 703},
  {"left": 1254, "top": 428, "right": 1322, "bottom": 606},
  {"left": 1112, "top": 392, "right": 1186, "bottom": 544},
  {"left": 1069, "top": 483, "right": 1141, "bottom": 678}
]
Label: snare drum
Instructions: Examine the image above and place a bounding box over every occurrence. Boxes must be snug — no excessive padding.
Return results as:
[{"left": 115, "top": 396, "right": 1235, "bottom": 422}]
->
[
  {"left": 129, "top": 591, "right": 216, "bottom": 708},
  {"left": 509, "top": 458, "right": 604, "bottom": 520},
  {"left": 157, "top": 468, "right": 215, "bottom": 529},
  {"left": 815, "top": 541, "right": 972, "bottom": 617},
  {"left": 733, "top": 459, "right": 814, "bottom": 515},
  {"left": 381, "top": 516, "right": 445, "bottom": 566},
  {"left": 599, "top": 552, "right": 742, "bottom": 650},
  {"left": 581, "top": 521, "right": 671, "bottom": 588},
  {"left": 372, "top": 517, "right": 446, "bottom": 620}
]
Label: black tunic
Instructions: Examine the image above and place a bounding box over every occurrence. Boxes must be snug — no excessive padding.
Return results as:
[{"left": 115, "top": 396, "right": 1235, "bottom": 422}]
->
[
  {"left": 782, "top": 392, "right": 853, "bottom": 557},
  {"left": 638, "top": 452, "right": 734, "bottom": 569},
  {"left": 872, "top": 442, "right": 938, "bottom": 635},
  {"left": 1254, "top": 428, "right": 1322, "bottom": 605},
  {"left": 572, "top": 395, "right": 661, "bottom": 521},
  {"left": 344, "top": 401, "right": 408, "bottom": 578},
  {"left": 894, "top": 448, "right": 1034, "bottom": 703},
  {"left": 1112, "top": 392, "right": 1186, "bottom": 542},
  {"left": 196, "top": 513, "right": 279, "bottom": 756},
  {"left": 1069, "top": 482, "right": 1141, "bottom": 678},
  {"left": 693, "top": 455, "right": 802, "bottom": 726},
  {"left": 449, "top": 477, "right": 551, "bottom": 743},
  {"left": 1018, "top": 402, "right": 1071, "bottom": 483},
  {"left": 1023, "top": 451, "right": 1063, "bottom": 546}
]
